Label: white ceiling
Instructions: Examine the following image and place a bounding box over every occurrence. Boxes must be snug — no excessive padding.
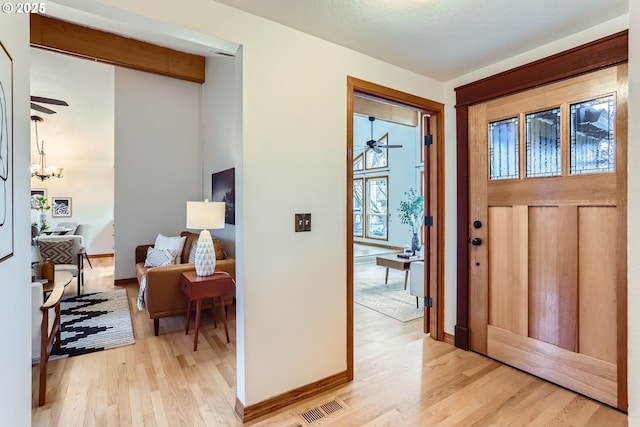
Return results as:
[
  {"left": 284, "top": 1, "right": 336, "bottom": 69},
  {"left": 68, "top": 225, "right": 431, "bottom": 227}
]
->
[
  {"left": 42, "top": 0, "right": 629, "bottom": 83},
  {"left": 212, "top": 0, "right": 629, "bottom": 81},
  {"left": 47, "top": 0, "right": 629, "bottom": 82}
]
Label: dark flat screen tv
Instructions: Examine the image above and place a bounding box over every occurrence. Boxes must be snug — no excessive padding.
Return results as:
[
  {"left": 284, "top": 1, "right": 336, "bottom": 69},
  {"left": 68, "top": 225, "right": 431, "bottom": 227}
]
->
[{"left": 211, "top": 168, "right": 235, "bottom": 225}]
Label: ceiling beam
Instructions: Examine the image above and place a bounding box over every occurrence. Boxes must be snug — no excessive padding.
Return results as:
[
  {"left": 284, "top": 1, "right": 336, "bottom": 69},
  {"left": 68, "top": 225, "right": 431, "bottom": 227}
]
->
[{"left": 30, "top": 14, "right": 205, "bottom": 84}]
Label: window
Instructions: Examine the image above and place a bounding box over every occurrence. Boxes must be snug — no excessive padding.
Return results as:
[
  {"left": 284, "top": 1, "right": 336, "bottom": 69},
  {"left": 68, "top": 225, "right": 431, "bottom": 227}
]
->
[
  {"left": 353, "top": 153, "right": 364, "bottom": 171},
  {"left": 365, "top": 133, "right": 389, "bottom": 169},
  {"left": 353, "top": 179, "right": 363, "bottom": 237},
  {"left": 489, "top": 117, "right": 519, "bottom": 180},
  {"left": 487, "top": 95, "right": 617, "bottom": 180},
  {"left": 365, "top": 177, "right": 388, "bottom": 240},
  {"left": 526, "top": 108, "right": 561, "bottom": 177},
  {"left": 570, "top": 95, "right": 615, "bottom": 174},
  {"left": 353, "top": 125, "right": 390, "bottom": 239}
]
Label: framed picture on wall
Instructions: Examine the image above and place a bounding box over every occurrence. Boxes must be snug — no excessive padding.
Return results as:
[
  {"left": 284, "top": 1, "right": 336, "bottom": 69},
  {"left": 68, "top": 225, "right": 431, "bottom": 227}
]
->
[
  {"left": 211, "top": 168, "right": 235, "bottom": 225},
  {"left": 30, "top": 188, "right": 46, "bottom": 207},
  {"left": 0, "top": 41, "right": 13, "bottom": 263},
  {"left": 52, "top": 197, "right": 72, "bottom": 217}
]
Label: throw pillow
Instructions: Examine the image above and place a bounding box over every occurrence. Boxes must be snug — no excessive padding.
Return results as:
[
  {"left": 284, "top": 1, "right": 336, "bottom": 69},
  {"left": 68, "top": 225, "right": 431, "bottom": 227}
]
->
[
  {"left": 39, "top": 240, "right": 74, "bottom": 264},
  {"left": 154, "top": 234, "right": 187, "bottom": 263},
  {"left": 213, "top": 239, "right": 226, "bottom": 260},
  {"left": 144, "top": 247, "right": 179, "bottom": 268}
]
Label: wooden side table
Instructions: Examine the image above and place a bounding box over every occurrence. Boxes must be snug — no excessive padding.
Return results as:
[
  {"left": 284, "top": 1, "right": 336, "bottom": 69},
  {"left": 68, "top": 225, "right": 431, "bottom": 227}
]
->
[
  {"left": 180, "top": 271, "right": 235, "bottom": 351},
  {"left": 375, "top": 254, "right": 424, "bottom": 289}
]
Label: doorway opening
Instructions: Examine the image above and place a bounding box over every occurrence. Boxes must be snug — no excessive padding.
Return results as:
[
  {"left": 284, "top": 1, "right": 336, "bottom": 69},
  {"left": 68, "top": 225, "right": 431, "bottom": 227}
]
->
[{"left": 346, "top": 77, "right": 445, "bottom": 379}]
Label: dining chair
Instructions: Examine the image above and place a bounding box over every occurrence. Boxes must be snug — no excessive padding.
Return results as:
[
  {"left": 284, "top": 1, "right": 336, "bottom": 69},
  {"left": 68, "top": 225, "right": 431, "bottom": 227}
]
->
[
  {"left": 56, "top": 221, "right": 78, "bottom": 235},
  {"left": 36, "top": 235, "right": 86, "bottom": 295},
  {"left": 73, "top": 224, "right": 92, "bottom": 268},
  {"left": 31, "top": 280, "right": 63, "bottom": 406}
]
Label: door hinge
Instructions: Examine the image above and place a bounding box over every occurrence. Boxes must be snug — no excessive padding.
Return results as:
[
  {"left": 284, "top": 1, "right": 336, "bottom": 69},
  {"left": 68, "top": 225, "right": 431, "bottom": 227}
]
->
[
  {"left": 424, "top": 215, "right": 433, "bottom": 227},
  {"left": 424, "top": 134, "right": 433, "bottom": 146},
  {"left": 424, "top": 297, "right": 433, "bottom": 308}
]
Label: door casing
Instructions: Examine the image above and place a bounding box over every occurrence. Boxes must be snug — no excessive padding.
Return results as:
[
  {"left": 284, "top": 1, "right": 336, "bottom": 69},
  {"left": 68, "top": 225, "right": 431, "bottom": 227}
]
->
[{"left": 347, "top": 77, "right": 445, "bottom": 380}]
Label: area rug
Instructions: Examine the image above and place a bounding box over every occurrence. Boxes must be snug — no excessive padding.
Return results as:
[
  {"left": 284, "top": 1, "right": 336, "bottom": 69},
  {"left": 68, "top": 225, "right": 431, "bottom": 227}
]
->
[
  {"left": 354, "top": 263, "right": 423, "bottom": 322},
  {"left": 58, "top": 289, "right": 135, "bottom": 357}
]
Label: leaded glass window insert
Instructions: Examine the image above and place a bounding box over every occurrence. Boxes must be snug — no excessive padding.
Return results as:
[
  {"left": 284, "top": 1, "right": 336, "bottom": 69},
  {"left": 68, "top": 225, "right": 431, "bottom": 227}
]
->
[
  {"left": 526, "top": 108, "right": 561, "bottom": 177},
  {"left": 570, "top": 96, "right": 615, "bottom": 174},
  {"left": 489, "top": 117, "right": 519, "bottom": 180}
]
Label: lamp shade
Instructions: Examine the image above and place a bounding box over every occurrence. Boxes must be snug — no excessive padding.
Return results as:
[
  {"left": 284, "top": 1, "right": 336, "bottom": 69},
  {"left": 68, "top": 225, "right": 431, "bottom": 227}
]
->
[
  {"left": 186, "top": 200, "right": 225, "bottom": 230},
  {"left": 186, "top": 200, "right": 225, "bottom": 276}
]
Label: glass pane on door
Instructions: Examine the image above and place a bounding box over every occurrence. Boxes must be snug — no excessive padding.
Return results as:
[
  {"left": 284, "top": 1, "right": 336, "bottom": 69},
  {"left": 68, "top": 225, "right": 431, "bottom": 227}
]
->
[
  {"left": 489, "top": 117, "right": 519, "bottom": 180},
  {"left": 570, "top": 96, "right": 615, "bottom": 174},
  {"left": 526, "top": 108, "right": 561, "bottom": 177}
]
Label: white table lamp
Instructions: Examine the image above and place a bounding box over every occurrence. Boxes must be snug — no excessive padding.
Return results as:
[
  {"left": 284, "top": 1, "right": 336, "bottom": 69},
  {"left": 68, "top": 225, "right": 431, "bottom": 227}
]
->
[{"left": 186, "top": 199, "right": 226, "bottom": 276}]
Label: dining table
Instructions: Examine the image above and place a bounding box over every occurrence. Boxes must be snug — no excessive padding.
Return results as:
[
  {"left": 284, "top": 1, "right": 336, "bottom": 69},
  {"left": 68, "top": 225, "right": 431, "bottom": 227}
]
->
[{"left": 40, "top": 227, "right": 73, "bottom": 235}]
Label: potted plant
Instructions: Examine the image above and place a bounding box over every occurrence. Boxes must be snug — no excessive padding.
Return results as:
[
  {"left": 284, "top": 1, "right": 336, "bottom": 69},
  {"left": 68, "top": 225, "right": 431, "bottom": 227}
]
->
[
  {"left": 31, "top": 196, "right": 51, "bottom": 235},
  {"left": 398, "top": 188, "right": 424, "bottom": 255}
]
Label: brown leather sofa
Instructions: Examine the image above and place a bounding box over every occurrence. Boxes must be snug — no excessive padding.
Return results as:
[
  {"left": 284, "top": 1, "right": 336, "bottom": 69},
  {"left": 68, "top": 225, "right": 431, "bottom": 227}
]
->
[{"left": 135, "top": 231, "right": 236, "bottom": 336}]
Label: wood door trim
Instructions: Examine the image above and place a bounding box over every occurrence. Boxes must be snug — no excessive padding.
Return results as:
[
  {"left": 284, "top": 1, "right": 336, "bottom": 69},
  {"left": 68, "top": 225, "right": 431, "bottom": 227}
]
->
[
  {"left": 347, "top": 77, "right": 445, "bottom": 379},
  {"left": 615, "top": 64, "right": 629, "bottom": 409},
  {"left": 454, "top": 31, "right": 628, "bottom": 352},
  {"left": 455, "top": 31, "right": 628, "bottom": 107}
]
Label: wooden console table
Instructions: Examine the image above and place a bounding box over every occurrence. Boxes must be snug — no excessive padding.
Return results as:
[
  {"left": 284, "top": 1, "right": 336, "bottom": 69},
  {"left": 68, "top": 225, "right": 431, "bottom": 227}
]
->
[{"left": 180, "top": 271, "right": 235, "bottom": 351}]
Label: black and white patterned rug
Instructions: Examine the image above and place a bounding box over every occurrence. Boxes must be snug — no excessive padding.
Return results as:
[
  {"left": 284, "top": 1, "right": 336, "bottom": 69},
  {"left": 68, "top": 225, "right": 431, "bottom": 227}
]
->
[{"left": 58, "top": 289, "right": 135, "bottom": 357}]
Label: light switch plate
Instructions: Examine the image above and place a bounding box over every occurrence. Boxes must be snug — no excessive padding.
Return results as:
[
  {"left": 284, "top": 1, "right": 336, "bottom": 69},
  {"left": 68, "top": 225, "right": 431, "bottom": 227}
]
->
[{"left": 295, "top": 213, "right": 311, "bottom": 232}]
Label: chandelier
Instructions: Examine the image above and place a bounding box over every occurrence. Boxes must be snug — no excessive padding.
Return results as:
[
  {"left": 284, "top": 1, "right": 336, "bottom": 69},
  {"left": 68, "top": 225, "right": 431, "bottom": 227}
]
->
[{"left": 30, "top": 115, "right": 63, "bottom": 181}]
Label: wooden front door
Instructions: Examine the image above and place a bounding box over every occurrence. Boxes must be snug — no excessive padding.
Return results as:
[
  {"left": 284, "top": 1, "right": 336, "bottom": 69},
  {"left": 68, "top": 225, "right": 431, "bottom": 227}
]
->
[{"left": 467, "top": 65, "right": 627, "bottom": 409}]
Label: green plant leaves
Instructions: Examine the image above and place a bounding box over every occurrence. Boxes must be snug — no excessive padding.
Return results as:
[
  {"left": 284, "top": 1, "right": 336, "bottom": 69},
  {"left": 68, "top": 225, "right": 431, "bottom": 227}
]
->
[
  {"left": 398, "top": 188, "right": 424, "bottom": 233},
  {"left": 30, "top": 195, "right": 51, "bottom": 211}
]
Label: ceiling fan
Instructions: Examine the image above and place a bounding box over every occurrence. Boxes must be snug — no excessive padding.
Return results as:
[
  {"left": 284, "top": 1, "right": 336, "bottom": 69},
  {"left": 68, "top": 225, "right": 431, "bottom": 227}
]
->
[
  {"left": 30, "top": 96, "right": 69, "bottom": 115},
  {"left": 359, "top": 116, "right": 403, "bottom": 153}
]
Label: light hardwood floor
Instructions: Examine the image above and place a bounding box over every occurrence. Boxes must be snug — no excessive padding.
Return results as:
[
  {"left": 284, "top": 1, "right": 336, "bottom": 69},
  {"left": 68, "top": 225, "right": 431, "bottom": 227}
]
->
[{"left": 32, "top": 257, "right": 628, "bottom": 426}]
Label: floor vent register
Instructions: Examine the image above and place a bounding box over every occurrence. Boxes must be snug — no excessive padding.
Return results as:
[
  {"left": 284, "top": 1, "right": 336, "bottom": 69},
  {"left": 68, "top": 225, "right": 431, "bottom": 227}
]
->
[{"left": 294, "top": 397, "right": 349, "bottom": 426}]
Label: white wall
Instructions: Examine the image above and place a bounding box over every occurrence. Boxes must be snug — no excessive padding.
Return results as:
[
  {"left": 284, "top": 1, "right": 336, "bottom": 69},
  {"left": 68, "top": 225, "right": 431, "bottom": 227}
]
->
[
  {"left": 627, "top": 0, "right": 638, "bottom": 423},
  {"left": 30, "top": 48, "right": 115, "bottom": 255},
  {"left": 0, "top": 12, "right": 33, "bottom": 427},
  {"left": 202, "top": 52, "right": 245, "bottom": 395},
  {"left": 114, "top": 67, "right": 202, "bottom": 280},
  {"left": 202, "top": 54, "right": 240, "bottom": 259},
  {"left": 218, "top": 7, "right": 442, "bottom": 406},
  {"left": 91, "top": 0, "right": 443, "bottom": 406}
]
